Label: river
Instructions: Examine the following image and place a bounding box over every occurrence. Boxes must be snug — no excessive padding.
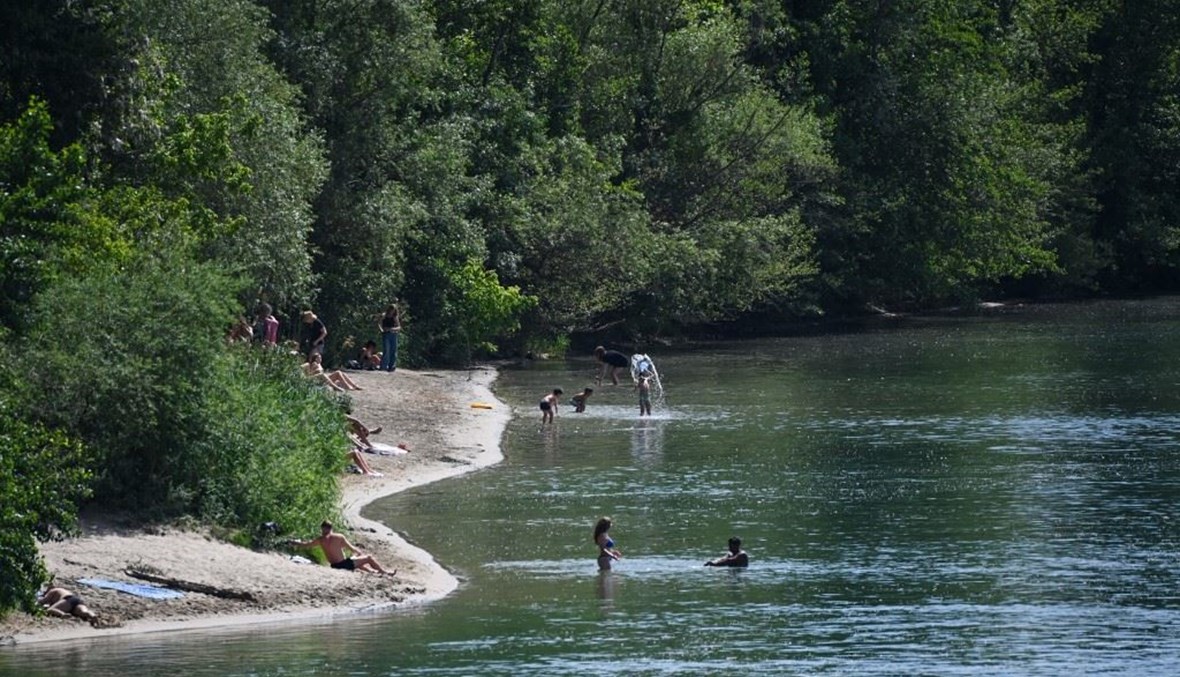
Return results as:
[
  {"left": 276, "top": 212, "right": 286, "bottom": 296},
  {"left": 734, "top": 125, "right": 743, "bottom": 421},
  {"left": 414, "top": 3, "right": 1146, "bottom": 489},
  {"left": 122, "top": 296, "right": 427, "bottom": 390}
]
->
[{"left": 4, "top": 298, "right": 1180, "bottom": 675}]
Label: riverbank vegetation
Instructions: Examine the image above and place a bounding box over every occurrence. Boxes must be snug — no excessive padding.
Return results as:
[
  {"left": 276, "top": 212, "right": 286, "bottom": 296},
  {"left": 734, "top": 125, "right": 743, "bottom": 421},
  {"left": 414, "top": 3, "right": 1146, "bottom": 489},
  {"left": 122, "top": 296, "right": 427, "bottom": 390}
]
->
[{"left": 2, "top": 0, "right": 1178, "bottom": 614}]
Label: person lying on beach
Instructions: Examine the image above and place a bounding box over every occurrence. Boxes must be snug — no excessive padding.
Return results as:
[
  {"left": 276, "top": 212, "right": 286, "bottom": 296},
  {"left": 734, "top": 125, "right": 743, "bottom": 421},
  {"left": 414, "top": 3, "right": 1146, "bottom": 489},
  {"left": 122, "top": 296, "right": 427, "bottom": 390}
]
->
[
  {"left": 289, "top": 521, "right": 394, "bottom": 574},
  {"left": 38, "top": 587, "right": 99, "bottom": 623},
  {"left": 704, "top": 537, "right": 749, "bottom": 568},
  {"left": 303, "top": 353, "right": 363, "bottom": 392}
]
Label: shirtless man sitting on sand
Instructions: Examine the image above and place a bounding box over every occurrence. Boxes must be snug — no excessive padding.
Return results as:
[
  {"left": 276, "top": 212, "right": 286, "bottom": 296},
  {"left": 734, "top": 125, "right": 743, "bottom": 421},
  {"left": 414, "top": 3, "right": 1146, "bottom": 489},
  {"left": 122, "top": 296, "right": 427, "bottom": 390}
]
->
[{"left": 290, "top": 520, "right": 394, "bottom": 575}]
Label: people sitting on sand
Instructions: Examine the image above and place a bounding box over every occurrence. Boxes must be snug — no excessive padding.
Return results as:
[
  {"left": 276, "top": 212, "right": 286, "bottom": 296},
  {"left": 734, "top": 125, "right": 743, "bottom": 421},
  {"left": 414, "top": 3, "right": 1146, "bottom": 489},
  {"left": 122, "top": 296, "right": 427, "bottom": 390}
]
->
[
  {"left": 347, "top": 442, "right": 382, "bottom": 476},
  {"left": 346, "top": 415, "right": 382, "bottom": 447},
  {"left": 253, "top": 303, "right": 280, "bottom": 347},
  {"left": 289, "top": 520, "right": 394, "bottom": 574},
  {"left": 593, "top": 346, "right": 629, "bottom": 386},
  {"left": 303, "top": 353, "right": 363, "bottom": 392},
  {"left": 227, "top": 316, "right": 254, "bottom": 343},
  {"left": 358, "top": 340, "right": 381, "bottom": 370},
  {"left": 704, "top": 536, "right": 749, "bottom": 568},
  {"left": 570, "top": 387, "right": 594, "bottom": 413},
  {"left": 38, "top": 587, "right": 99, "bottom": 624}
]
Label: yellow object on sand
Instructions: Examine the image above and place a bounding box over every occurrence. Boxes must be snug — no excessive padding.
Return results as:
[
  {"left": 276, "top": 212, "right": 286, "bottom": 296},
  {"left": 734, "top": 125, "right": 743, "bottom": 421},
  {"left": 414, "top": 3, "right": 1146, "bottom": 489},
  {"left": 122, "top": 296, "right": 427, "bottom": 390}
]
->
[{"left": 470, "top": 402, "right": 493, "bottom": 409}]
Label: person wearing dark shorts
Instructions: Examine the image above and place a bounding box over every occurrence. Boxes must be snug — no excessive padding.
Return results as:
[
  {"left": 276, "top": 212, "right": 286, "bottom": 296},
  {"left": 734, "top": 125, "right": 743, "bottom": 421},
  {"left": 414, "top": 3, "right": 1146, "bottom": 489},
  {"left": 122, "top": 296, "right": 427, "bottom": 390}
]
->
[
  {"left": 539, "top": 388, "right": 563, "bottom": 424},
  {"left": 290, "top": 520, "right": 395, "bottom": 575},
  {"left": 594, "top": 346, "right": 630, "bottom": 385},
  {"left": 38, "top": 587, "right": 99, "bottom": 623}
]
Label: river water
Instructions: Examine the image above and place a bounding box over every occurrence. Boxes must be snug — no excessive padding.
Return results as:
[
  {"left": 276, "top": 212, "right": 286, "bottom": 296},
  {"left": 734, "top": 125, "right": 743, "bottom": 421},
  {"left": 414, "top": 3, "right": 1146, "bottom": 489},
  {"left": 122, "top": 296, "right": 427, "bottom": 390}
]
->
[{"left": 4, "top": 299, "right": 1180, "bottom": 675}]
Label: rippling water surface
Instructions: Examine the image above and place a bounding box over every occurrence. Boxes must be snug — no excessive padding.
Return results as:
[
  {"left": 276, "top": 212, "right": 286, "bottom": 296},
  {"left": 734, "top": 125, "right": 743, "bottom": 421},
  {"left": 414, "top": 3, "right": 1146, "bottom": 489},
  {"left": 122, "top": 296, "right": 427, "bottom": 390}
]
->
[{"left": 5, "top": 299, "right": 1180, "bottom": 675}]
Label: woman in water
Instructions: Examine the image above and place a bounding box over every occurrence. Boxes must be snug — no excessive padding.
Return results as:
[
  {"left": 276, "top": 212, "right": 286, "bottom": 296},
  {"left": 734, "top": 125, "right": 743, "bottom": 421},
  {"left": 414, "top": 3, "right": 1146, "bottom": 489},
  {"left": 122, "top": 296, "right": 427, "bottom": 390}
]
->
[
  {"left": 593, "top": 346, "right": 629, "bottom": 386},
  {"left": 593, "top": 516, "right": 622, "bottom": 570}
]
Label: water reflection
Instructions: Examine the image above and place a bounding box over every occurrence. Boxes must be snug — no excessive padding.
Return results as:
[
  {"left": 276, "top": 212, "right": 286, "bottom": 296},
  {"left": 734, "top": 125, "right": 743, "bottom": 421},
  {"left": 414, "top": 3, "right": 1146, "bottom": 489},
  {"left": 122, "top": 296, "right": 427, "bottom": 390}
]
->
[
  {"left": 629, "top": 417, "right": 666, "bottom": 464},
  {"left": 595, "top": 571, "right": 615, "bottom": 614}
]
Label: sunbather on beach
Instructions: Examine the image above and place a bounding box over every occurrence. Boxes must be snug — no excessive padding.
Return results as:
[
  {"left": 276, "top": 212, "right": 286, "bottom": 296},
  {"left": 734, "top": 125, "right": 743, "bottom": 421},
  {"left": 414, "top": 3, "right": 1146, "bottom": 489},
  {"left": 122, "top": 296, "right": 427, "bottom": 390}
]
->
[
  {"left": 347, "top": 444, "right": 382, "bottom": 476},
  {"left": 346, "top": 415, "right": 382, "bottom": 447},
  {"left": 303, "top": 353, "right": 363, "bottom": 392},
  {"left": 289, "top": 521, "right": 394, "bottom": 574},
  {"left": 38, "top": 587, "right": 99, "bottom": 623}
]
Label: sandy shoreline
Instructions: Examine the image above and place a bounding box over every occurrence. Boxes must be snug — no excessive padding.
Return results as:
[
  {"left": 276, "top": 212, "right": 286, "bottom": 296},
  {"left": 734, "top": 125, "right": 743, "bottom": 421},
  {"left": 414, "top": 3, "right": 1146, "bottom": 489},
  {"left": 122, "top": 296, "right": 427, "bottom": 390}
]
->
[{"left": 0, "top": 366, "right": 511, "bottom": 647}]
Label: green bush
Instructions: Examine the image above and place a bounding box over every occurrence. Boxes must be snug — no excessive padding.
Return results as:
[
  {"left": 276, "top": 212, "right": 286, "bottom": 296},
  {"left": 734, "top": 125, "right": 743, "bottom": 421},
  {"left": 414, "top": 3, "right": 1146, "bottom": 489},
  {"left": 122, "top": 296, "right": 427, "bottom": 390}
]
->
[
  {"left": 20, "top": 246, "right": 239, "bottom": 514},
  {"left": 0, "top": 387, "right": 92, "bottom": 616},
  {"left": 19, "top": 245, "right": 349, "bottom": 537},
  {"left": 193, "top": 345, "right": 346, "bottom": 536}
]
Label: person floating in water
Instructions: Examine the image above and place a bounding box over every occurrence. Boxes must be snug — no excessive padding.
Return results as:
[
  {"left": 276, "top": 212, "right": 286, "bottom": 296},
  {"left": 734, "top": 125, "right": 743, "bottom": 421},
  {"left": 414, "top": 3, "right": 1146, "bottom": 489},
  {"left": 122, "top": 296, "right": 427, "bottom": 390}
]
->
[
  {"left": 594, "top": 516, "right": 622, "bottom": 570},
  {"left": 593, "top": 346, "right": 629, "bottom": 386},
  {"left": 539, "top": 388, "right": 563, "bottom": 424},
  {"left": 636, "top": 375, "right": 652, "bottom": 417},
  {"left": 570, "top": 387, "right": 594, "bottom": 413},
  {"left": 704, "top": 536, "right": 749, "bottom": 567}
]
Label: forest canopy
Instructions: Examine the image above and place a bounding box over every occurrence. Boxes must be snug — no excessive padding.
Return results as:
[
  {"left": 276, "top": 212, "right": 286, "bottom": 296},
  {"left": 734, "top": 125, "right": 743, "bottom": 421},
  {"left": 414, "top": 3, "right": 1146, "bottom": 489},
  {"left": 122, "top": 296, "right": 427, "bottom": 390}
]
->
[{"left": 6, "top": 0, "right": 1173, "bottom": 360}]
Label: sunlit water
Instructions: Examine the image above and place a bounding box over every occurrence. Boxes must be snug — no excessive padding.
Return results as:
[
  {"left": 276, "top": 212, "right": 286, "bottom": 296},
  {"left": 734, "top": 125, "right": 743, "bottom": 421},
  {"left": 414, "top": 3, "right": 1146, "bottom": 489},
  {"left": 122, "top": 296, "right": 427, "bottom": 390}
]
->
[{"left": 5, "top": 299, "right": 1180, "bottom": 675}]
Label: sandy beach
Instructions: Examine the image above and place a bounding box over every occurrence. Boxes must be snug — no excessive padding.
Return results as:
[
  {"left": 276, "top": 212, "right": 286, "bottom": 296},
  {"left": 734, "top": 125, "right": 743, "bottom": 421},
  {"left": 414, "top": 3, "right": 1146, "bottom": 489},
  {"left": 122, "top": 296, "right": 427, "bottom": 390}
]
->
[{"left": 0, "top": 366, "right": 511, "bottom": 647}]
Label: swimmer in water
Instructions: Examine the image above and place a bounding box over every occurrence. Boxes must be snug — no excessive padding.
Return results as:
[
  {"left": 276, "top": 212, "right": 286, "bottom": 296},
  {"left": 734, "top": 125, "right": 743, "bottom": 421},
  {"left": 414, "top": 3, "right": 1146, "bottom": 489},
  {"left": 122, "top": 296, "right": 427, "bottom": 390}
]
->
[
  {"left": 704, "top": 536, "right": 749, "bottom": 568},
  {"left": 594, "top": 516, "right": 622, "bottom": 570}
]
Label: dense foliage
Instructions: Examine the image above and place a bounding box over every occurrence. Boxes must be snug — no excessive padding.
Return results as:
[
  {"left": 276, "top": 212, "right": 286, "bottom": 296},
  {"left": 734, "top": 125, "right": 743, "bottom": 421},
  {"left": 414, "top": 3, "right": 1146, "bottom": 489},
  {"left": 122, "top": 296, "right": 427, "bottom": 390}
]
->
[
  {"left": 2, "top": 0, "right": 1179, "bottom": 613},
  {"left": 0, "top": 389, "right": 92, "bottom": 615}
]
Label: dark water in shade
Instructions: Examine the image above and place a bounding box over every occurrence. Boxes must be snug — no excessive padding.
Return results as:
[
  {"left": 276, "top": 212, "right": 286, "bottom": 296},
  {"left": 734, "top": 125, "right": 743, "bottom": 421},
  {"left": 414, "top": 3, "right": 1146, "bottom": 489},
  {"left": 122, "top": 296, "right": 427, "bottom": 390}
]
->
[{"left": 5, "top": 298, "right": 1180, "bottom": 675}]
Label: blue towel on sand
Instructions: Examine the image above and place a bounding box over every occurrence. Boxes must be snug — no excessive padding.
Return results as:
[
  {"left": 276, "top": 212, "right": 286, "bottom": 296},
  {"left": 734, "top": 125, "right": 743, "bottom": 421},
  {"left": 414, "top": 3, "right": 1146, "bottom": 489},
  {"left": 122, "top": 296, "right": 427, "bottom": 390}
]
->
[{"left": 78, "top": 578, "right": 185, "bottom": 600}]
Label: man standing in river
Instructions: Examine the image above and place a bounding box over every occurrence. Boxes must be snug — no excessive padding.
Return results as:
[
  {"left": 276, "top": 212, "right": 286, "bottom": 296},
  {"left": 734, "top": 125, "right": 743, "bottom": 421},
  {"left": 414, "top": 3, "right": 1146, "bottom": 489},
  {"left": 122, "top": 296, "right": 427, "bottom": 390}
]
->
[{"left": 290, "top": 521, "right": 394, "bottom": 574}]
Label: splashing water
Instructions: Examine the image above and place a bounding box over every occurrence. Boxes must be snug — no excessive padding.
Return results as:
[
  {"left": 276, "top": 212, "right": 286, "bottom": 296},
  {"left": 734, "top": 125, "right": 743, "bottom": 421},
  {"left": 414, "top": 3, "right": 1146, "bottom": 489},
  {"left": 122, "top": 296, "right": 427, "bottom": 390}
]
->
[{"left": 630, "top": 353, "right": 666, "bottom": 409}]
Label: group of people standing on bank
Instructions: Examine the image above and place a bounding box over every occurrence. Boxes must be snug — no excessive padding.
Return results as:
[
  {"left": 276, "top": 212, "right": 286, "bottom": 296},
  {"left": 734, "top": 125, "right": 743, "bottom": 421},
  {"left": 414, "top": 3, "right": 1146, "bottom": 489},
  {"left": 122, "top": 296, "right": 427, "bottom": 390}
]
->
[
  {"left": 227, "top": 301, "right": 404, "bottom": 374},
  {"left": 298, "top": 303, "right": 402, "bottom": 373}
]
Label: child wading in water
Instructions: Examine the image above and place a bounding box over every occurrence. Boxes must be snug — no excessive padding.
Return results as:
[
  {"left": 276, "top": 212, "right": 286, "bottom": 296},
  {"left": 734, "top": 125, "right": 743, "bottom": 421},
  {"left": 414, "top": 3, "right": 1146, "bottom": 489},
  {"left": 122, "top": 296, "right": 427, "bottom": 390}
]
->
[
  {"left": 539, "top": 388, "right": 563, "bottom": 424},
  {"left": 570, "top": 387, "right": 593, "bottom": 413},
  {"left": 637, "top": 375, "right": 652, "bottom": 417}
]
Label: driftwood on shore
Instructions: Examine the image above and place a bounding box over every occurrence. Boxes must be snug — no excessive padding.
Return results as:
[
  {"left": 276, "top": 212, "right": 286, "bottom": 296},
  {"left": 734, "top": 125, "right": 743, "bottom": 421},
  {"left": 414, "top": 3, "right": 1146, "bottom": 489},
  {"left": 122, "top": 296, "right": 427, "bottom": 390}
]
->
[{"left": 125, "top": 569, "right": 257, "bottom": 602}]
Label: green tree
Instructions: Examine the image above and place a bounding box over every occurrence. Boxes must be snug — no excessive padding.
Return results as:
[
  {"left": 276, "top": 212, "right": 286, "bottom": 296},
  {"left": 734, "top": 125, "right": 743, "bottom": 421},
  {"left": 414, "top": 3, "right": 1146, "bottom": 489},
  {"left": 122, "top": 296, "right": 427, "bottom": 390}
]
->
[
  {"left": 20, "top": 243, "right": 241, "bottom": 511},
  {"left": 263, "top": 0, "right": 448, "bottom": 359},
  {"left": 0, "top": 386, "right": 92, "bottom": 616},
  {"left": 788, "top": 0, "right": 1068, "bottom": 308},
  {"left": 489, "top": 135, "right": 652, "bottom": 338},
  {"left": 0, "top": 98, "right": 132, "bottom": 333},
  {"left": 560, "top": 2, "right": 833, "bottom": 331},
  {"left": 1084, "top": 0, "right": 1180, "bottom": 289},
  {"left": 192, "top": 346, "right": 347, "bottom": 534},
  {"left": 432, "top": 259, "right": 537, "bottom": 362},
  {"left": 99, "top": 0, "right": 328, "bottom": 308}
]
